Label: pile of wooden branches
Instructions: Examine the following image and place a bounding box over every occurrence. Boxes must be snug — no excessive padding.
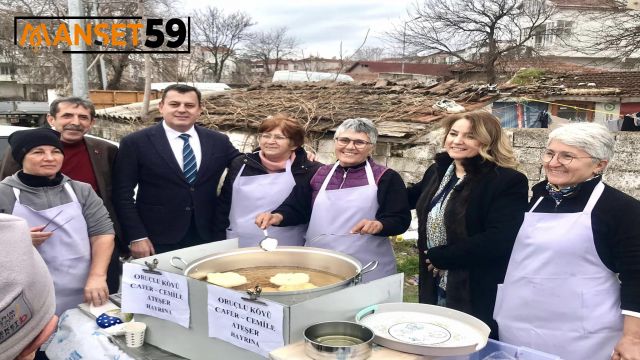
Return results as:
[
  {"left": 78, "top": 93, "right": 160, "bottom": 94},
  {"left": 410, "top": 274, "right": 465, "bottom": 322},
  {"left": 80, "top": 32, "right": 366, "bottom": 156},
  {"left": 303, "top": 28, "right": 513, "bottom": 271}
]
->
[
  {"left": 196, "top": 80, "right": 499, "bottom": 132},
  {"left": 99, "top": 79, "right": 501, "bottom": 142}
]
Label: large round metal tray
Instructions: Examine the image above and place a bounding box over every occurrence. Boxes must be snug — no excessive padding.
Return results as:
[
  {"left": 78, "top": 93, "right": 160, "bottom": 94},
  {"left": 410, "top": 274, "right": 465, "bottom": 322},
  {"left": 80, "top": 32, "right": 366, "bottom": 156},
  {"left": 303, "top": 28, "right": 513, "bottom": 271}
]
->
[{"left": 355, "top": 302, "right": 489, "bottom": 356}]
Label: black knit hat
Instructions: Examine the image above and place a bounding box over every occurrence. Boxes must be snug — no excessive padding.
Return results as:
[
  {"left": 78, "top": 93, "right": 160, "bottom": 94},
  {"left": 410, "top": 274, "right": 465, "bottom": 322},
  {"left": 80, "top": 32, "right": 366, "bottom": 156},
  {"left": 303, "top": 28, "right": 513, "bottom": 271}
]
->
[{"left": 8, "top": 128, "right": 64, "bottom": 165}]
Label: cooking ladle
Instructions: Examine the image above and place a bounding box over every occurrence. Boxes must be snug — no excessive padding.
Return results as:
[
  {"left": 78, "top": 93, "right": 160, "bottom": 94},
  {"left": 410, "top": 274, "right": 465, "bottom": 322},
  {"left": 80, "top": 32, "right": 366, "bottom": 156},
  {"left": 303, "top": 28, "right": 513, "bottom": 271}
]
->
[{"left": 259, "top": 229, "right": 278, "bottom": 251}]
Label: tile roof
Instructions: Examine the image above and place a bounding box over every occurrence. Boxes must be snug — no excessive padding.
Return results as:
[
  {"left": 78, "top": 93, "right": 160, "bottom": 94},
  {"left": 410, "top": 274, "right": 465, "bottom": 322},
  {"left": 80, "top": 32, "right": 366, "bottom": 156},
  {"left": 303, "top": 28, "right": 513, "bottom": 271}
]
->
[
  {"left": 96, "top": 79, "right": 498, "bottom": 143},
  {"left": 545, "top": 71, "right": 640, "bottom": 95},
  {"left": 346, "top": 61, "right": 452, "bottom": 77},
  {"left": 452, "top": 58, "right": 603, "bottom": 75},
  {"left": 552, "top": 0, "right": 621, "bottom": 8},
  {"left": 502, "top": 71, "right": 640, "bottom": 97}
]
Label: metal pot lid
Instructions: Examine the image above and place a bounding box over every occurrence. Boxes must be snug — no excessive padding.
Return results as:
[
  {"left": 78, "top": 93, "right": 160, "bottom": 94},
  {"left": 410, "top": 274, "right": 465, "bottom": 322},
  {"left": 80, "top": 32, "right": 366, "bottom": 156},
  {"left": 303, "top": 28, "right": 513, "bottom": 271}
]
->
[{"left": 355, "top": 302, "right": 490, "bottom": 356}]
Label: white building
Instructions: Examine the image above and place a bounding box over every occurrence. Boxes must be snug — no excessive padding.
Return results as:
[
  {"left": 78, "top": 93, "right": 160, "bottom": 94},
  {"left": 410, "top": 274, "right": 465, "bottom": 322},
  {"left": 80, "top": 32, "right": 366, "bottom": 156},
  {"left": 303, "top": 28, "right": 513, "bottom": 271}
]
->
[{"left": 527, "top": 0, "right": 640, "bottom": 69}]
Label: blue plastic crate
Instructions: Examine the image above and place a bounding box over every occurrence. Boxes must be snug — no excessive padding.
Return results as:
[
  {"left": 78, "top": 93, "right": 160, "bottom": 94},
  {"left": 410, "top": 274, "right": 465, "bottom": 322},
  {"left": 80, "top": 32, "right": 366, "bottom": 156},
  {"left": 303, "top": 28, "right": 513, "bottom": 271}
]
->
[
  {"left": 471, "top": 339, "right": 562, "bottom": 360},
  {"left": 431, "top": 339, "right": 561, "bottom": 360}
]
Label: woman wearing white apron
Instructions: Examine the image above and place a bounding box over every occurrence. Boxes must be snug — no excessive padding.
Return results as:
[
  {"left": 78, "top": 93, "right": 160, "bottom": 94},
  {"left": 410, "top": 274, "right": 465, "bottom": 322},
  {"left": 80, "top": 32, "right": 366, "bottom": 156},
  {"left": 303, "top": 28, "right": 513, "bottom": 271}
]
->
[
  {"left": 494, "top": 123, "right": 640, "bottom": 360},
  {"left": 256, "top": 118, "right": 411, "bottom": 282},
  {"left": 214, "top": 114, "right": 321, "bottom": 245},
  {"left": 0, "top": 128, "right": 114, "bottom": 315}
]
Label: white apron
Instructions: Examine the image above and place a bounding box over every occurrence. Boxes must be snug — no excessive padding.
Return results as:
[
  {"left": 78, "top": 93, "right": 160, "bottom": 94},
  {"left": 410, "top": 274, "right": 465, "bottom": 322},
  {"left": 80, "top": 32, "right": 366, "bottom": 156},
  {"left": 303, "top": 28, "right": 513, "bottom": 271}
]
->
[
  {"left": 305, "top": 161, "right": 396, "bottom": 283},
  {"left": 227, "top": 160, "right": 307, "bottom": 247},
  {"left": 494, "top": 182, "right": 623, "bottom": 360},
  {"left": 12, "top": 183, "right": 91, "bottom": 316}
]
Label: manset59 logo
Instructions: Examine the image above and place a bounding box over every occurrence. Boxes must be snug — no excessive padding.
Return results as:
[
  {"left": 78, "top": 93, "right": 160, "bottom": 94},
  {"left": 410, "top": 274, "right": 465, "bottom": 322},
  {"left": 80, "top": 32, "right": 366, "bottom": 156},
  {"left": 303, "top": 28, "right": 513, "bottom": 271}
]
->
[{"left": 14, "top": 16, "right": 190, "bottom": 53}]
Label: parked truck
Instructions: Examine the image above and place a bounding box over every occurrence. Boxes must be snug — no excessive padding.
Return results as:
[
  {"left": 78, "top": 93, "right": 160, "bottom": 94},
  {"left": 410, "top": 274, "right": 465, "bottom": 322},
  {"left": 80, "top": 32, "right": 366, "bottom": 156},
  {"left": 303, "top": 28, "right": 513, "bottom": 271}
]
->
[{"left": 0, "top": 101, "right": 49, "bottom": 127}]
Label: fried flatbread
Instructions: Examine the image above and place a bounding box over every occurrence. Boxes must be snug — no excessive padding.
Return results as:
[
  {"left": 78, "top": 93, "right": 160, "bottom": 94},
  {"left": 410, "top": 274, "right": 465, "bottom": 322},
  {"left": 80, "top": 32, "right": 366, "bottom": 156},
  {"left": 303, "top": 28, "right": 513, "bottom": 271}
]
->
[
  {"left": 206, "top": 272, "right": 248, "bottom": 288},
  {"left": 269, "top": 272, "right": 310, "bottom": 286}
]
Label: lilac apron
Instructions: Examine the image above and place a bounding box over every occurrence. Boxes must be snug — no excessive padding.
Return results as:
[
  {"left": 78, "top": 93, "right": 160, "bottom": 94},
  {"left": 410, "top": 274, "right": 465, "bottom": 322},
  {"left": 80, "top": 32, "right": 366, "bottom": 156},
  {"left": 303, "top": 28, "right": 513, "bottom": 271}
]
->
[
  {"left": 305, "top": 161, "right": 396, "bottom": 282},
  {"left": 494, "top": 182, "right": 622, "bottom": 360},
  {"left": 227, "top": 160, "right": 306, "bottom": 247},
  {"left": 12, "top": 183, "right": 91, "bottom": 315}
]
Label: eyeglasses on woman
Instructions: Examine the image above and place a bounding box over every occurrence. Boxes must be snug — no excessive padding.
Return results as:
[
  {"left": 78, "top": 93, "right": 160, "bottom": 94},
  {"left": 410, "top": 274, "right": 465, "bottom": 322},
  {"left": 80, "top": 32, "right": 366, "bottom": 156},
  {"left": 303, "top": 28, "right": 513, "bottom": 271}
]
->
[
  {"left": 259, "top": 133, "right": 288, "bottom": 141},
  {"left": 335, "top": 137, "right": 372, "bottom": 149},
  {"left": 541, "top": 149, "right": 597, "bottom": 165}
]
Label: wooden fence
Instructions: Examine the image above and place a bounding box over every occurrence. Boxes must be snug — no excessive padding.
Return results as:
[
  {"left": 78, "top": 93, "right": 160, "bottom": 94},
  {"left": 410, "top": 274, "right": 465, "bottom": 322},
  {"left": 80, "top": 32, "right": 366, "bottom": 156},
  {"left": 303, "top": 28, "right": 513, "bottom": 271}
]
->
[{"left": 90, "top": 90, "right": 161, "bottom": 109}]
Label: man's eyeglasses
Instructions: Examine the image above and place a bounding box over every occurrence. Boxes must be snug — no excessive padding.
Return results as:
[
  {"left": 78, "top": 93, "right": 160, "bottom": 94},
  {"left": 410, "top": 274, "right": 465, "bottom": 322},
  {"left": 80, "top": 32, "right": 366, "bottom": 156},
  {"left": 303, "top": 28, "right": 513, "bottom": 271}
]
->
[
  {"left": 541, "top": 150, "right": 597, "bottom": 165},
  {"left": 259, "top": 133, "right": 288, "bottom": 141},
  {"left": 335, "top": 137, "right": 372, "bottom": 149}
]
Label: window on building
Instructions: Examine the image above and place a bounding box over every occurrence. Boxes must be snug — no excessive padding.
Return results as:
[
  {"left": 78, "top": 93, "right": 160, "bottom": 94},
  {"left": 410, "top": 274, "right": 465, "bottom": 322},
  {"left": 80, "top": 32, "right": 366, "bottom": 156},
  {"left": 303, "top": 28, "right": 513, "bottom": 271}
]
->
[
  {"left": 533, "top": 23, "right": 548, "bottom": 47},
  {"left": 0, "top": 65, "right": 15, "bottom": 75},
  {"left": 555, "top": 20, "right": 573, "bottom": 41}
]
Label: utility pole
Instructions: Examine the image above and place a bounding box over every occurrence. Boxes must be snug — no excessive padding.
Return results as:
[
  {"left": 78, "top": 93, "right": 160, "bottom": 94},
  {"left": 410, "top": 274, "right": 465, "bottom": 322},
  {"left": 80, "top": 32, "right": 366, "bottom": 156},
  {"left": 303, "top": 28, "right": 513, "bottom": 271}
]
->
[
  {"left": 401, "top": 17, "right": 420, "bottom": 75},
  {"left": 91, "top": 0, "right": 108, "bottom": 90},
  {"left": 139, "top": 0, "right": 151, "bottom": 121},
  {"left": 401, "top": 22, "right": 407, "bottom": 74},
  {"left": 68, "top": 0, "right": 89, "bottom": 97}
]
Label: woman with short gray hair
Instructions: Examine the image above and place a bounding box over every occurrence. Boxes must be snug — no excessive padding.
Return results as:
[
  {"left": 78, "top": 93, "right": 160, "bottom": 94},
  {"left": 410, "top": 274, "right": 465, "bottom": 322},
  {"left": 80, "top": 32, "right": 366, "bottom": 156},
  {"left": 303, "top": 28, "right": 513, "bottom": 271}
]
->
[
  {"left": 495, "top": 122, "right": 640, "bottom": 360},
  {"left": 335, "top": 118, "right": 378, "bottom": 145},
  {"left": 256, "top": 118, "right": 411, "bottom": 282}
]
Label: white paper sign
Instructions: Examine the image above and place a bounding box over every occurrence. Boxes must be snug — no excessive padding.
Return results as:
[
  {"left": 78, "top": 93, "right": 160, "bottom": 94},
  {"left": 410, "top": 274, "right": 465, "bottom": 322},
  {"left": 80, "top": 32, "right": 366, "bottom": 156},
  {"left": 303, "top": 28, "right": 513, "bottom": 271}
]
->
[
  {"left": 207, "top": 285, "right": 284, "bottom": 358},
  {"left": 121, "top": 262, "right": 190, "bottom": 328}
]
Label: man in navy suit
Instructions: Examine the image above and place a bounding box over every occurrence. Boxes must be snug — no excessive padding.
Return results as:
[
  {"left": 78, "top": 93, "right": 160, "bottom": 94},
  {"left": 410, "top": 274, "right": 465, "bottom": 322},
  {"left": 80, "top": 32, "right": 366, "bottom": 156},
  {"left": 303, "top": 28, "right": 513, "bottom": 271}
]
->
[{"left": 112, "top": 84, "right": 240, "bottom": 258}]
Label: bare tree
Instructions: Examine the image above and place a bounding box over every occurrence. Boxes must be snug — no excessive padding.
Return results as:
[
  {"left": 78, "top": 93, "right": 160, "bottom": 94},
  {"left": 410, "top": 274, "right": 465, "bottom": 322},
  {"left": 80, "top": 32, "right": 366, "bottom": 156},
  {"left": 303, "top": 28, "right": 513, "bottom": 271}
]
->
[
  {"left": 243, "top": 26, "right": 298, "bottom": 77},
  {"left": 351, "top": 46, "right": 386, "bottom": 61},
  {"left": 192, "top": 7, "right": 254, "bottom": 82},
  {"left": 559, "top": 1, "right": 640, "bottom": 65},
  {"left": 1, "top": 0, "right": 177, "bottom": 92},
  {"left": 391, "top": 0, "right": 556, "bottom": 83},
  {"left": 0, "top": 0, "right": 71, "bottom": 96}
]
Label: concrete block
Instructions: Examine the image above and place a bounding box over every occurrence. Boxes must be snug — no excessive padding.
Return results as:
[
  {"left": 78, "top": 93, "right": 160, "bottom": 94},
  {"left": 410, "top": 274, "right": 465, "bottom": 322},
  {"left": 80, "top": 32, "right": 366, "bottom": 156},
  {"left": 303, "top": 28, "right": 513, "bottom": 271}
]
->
[
  {"left": 614, "top": 133, "right": 640, "bottom": 153},
  {"left": 603, "top": 170, "right": 640, "bottom": 198},
  {"left": 512, "top": 129, "right": 549, "bottom": 148},
  {"left": 372, "top": 156, "right": 387, "bottom": 165},
  {"left": 373, "top": 142, "right": 391, "bottom": 156},
  {"left": 403, "top": 145, "right": 437, "bottom": 160},
  {"left": 514, "top": 147, "right": 543, "bottom": 164},
  {"left": 227, "top": 131, "right": 256, "bottom": 152},
  {"left": 399, "top": 170, "right": 425, "bottom": 185},
  {"left": 608, "top": 151, "right": 640, "bottom": 171},
  {"left": 519, "top": 163, "right": 543, "bottom": 181},
  {"left": 316, "top": 152, "right": 336, "bottom": 164},
  {"left": 387, "top": 156, "right": 430, "bottom": 173},
  {"left": 317, "top": 139, "right": 335, "bottom": 153}
]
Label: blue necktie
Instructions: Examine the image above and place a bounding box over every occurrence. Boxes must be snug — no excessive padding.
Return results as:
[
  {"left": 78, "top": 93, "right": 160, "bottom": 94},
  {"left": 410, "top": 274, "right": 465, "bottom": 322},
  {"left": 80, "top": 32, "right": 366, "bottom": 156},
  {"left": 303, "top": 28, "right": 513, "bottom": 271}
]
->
[{"left": 179, "top": 134, "right": 197, "bottom": 184}]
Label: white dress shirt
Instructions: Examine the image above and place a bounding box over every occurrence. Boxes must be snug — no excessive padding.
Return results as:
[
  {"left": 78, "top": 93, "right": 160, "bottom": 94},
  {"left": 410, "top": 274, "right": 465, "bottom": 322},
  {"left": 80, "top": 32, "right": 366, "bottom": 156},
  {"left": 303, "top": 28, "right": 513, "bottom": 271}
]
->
[{"left": 162, "top": 121, "right": 202, "bottom": 170}]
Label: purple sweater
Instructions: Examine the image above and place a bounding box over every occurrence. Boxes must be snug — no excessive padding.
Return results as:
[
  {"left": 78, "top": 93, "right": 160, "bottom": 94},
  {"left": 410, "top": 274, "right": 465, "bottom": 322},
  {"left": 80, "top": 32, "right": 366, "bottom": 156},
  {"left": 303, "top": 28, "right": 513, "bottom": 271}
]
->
[
  {"left": 274, "top": 158, "right": 411, "bottom": 236},
  {"left": 309, "top": 159, "right": 388, "bottom": 204}
]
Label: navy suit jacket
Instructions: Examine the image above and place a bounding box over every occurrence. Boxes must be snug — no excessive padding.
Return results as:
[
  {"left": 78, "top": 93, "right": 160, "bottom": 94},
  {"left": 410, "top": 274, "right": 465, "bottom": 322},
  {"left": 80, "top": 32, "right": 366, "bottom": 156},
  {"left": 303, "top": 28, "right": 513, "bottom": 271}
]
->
[{"left": 112, "top": 123, "right": 240, "bottom": 247}]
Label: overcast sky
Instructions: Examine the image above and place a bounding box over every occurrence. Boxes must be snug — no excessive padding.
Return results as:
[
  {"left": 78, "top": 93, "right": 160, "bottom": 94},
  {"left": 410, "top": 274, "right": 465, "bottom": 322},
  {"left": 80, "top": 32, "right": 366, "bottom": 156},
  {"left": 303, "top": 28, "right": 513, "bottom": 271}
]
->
[{"left": 180, "top": 0, "right": 417, "bottom": 58}]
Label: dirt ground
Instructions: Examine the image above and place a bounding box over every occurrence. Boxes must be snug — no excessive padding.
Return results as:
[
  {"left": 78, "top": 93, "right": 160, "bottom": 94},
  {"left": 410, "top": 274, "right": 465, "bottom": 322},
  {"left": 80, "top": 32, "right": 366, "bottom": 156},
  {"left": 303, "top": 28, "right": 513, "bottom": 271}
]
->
[{"left": 392, "top": 238, "right": 419, "bottom": 303}]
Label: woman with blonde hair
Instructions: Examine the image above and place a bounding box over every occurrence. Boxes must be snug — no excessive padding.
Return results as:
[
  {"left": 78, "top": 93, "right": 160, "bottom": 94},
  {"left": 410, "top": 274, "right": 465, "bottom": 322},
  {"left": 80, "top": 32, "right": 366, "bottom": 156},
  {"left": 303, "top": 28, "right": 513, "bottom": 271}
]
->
[{"left": 407, "top": 110, "right": 528, "bottom": 339}]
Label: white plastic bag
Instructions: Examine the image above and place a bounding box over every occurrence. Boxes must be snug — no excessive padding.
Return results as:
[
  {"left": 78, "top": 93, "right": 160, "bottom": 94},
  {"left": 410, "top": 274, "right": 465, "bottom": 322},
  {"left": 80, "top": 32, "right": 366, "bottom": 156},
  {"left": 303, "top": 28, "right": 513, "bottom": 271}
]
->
[{"left": 45, "top": 309, "right": 134, "bottom": 360}]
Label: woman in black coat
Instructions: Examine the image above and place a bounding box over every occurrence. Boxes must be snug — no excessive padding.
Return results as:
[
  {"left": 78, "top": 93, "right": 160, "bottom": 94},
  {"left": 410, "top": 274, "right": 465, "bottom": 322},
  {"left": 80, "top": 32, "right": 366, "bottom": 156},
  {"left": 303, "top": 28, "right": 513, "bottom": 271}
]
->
[
  {"left": 213, "top": 114, "right": 322, "bottom": 245},
  {"left": 407, "top": 111, "right": 528, "bottom": 338}
]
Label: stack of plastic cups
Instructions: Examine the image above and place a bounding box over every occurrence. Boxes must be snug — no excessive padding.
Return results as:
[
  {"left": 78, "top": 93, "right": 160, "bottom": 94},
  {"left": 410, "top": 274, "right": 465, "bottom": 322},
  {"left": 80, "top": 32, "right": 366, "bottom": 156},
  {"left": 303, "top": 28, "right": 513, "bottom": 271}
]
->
[{"left": 124, "top": 322, "right": 147, "bottom": 348}]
